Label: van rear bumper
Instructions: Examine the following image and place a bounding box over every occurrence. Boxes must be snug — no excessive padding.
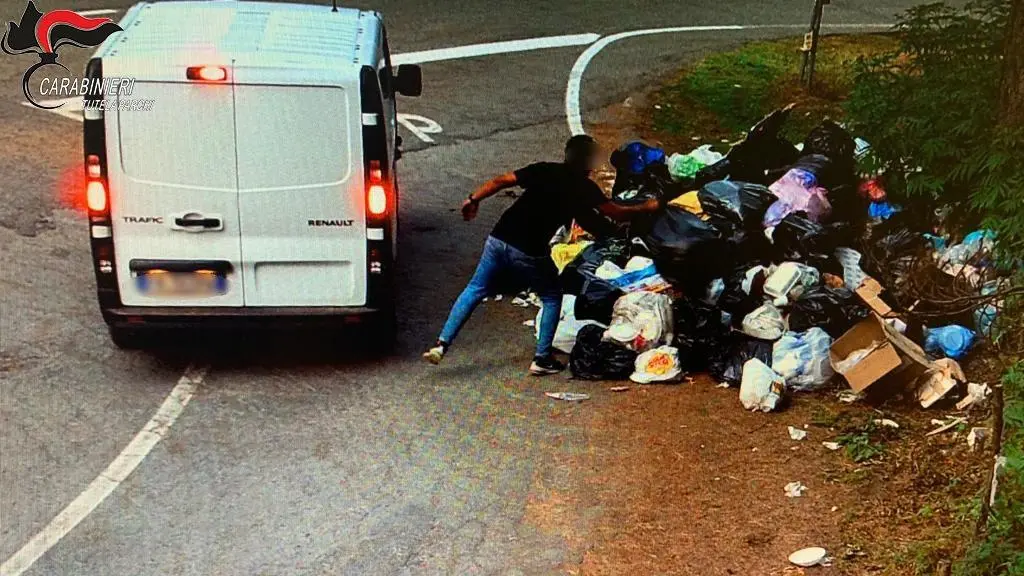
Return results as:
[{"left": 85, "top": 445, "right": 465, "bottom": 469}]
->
[{"left": 102, "top": 305, "right": 389, "bottom": 329}]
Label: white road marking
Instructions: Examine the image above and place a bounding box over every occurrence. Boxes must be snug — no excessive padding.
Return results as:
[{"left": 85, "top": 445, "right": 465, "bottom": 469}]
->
[
  {"left": 565, "top": 23, "right": 892, "bottom": 135},
  {"left": 397, "top": 113, "right": 443, "bottom": 143},
  {"left": 391, "top": 33, "right": 601, "bottom": 66},
  {"left": 0, "top": 365, "right": 209, "bottom": 576},
  {"left": 76, "top": 9, "right": 120, "bottom": 17}
]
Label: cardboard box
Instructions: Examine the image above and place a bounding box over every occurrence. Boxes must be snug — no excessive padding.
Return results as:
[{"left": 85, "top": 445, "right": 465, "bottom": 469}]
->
[
  {"left": 830, "top": 314, "right": 934, "bottom": 392},
  {"left": 856, "top": 277, "right": 894, "bottom": 317}
]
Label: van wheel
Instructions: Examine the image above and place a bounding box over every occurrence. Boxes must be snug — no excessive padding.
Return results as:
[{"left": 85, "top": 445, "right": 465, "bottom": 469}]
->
[
  {"left": 367, "top": 314, "right": 397, "bottom": 355},
  {"left": 108, "top": 326, "right": 147, "bottom": 350}
]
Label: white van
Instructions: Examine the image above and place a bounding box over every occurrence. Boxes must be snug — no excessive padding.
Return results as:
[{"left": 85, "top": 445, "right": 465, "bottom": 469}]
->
[{"left": 82, "top": 1, "right": 421, "bottom": 348}]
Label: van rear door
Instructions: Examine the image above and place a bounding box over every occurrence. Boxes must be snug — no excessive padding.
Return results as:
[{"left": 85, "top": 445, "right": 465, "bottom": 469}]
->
[
  {"left": 112, "top": 79, "right": 244, "bottom": 307},
  {"left": 233, "top": 83, "right": 366, "bottom": 307}
]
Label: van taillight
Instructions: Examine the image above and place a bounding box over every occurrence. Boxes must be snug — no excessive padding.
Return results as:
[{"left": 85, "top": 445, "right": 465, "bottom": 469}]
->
[
  {"left": 187, "top": 66, "right": 228, "bottom": 82},
  {"left": 367, "top": 161, "right": 389, "bottom": 217},
  {"left": 85, "top": 154, "right": 109, "bottom": 216},
  {"left": 87, "top": 181, "right": 107, "bottom": 213}
]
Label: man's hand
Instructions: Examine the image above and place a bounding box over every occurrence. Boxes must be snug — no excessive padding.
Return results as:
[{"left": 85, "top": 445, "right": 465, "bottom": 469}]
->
[{"left": 461, "top": 198, "right": 480, "bottom": 221}]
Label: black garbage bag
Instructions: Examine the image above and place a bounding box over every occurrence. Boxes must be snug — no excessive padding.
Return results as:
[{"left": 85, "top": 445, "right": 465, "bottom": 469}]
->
[
  {"left": 644, "top": 206, "right": 732, "bottom": 295},
  {"left": 716, "top": 263, "right": 770, "bottom": 322},
  {"left": 560, "top": 239, "right": 633, "bottom": 323},
  {"left": 673, "top": 297, "right": 732, "bottom": 371},
  {"left": 802, "top": 120, "right": 855, "bottom": 166},
  {"left": 771, "top": 212, "right": 851, "bottom": 273},
  {"left": 698, "top": 180, "right": 776, "bottom": 231},
  {"left": 693, "top": 107, "right": 801, "bottom": 187},
  {"left": 707, "top": 334, "right": 774, "bottom": 387},
  {"left": 788, "top": 285, "right": 871, "bottom": 337},
  {"left": 570, "top": 325, "right": 638, "bottom": 380}
]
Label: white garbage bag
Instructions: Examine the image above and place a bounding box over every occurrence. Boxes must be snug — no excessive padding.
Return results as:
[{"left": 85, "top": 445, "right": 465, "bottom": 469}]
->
[
  {"left": 630, "top": 346, "right": 683, "bottom": 384},
  {"left": 741, "top": 304, "right": 787, "bottom": 341},
  {"left": 603, "top": 292, "right": 674, "bottom": 352},
  {"left": 739, "top": 358, "right": 786, "bottom": 412},
  {"left": 772, "top": 328, "right": 834, "bottom": 392},
  {"left": 535, "top": 295, "right": 603, "bottom": 354}
]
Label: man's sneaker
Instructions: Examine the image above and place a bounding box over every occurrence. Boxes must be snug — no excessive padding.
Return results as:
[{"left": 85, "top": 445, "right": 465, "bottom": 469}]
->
[
  {"left": 529, "top": 356, "right": 565, "bottom": 376},
  {"left": 422, "top": 343, "right": 447, "bottom": 365}
]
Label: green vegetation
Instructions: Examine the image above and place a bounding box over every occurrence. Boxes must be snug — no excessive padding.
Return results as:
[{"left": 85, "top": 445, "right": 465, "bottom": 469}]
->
[
  {"left": 846, "top": 0, "right": 1024, "bottom": 255},
  {"left": 648, "top": 34, "right": 896, "bottom": 147},
  {"left": 955, "top": 363, "right": 1024, "bottom": 576}
]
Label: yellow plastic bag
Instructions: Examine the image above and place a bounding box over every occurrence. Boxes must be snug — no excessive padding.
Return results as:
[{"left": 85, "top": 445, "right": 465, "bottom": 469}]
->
[
  {"left": 669, "top": 190, "right": 703, "bottom": 216},
  {"left": 551, "top": 241, "right": 592, "bottom": 273}
]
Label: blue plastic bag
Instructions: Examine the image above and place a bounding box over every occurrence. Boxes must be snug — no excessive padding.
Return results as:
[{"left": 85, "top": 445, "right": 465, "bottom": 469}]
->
[
  {"left": 771, "top": 328, "right": 834, "bottom": 392},
  {"left": 868, "top": 201, "right": 900, "bottom": 220},
  {"left": 612, "top": 141, "right": 666, "bottom": 175},
  {"left": 924, "top": 325, "right": 977, "bottom": 360}
]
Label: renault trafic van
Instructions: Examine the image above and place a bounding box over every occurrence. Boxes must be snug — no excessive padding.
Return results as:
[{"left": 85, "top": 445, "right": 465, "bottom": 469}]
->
[{"left": 82, "top": 1, "right": 421, "bottom": 348}]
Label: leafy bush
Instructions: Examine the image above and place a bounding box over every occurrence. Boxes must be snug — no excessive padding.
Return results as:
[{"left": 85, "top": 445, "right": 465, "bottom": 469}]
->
[{"left": 845, "top": 0, "right": 1024, "bottom": 256}]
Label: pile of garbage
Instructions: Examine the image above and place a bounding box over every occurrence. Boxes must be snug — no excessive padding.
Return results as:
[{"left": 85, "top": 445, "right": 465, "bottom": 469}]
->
[{"left": 537, "top": 107, "right": 1005, "bottom": 413}]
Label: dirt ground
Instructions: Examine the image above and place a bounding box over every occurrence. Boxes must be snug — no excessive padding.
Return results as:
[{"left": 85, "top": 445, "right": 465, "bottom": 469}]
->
[{"left": 516, "top": 97, "right": 996, "bottom": 576}]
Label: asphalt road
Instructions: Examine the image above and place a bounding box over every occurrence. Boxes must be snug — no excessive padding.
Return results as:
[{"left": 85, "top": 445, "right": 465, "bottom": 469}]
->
[{"left": 1, "top": 1, "right": 919, "bottom": 574}]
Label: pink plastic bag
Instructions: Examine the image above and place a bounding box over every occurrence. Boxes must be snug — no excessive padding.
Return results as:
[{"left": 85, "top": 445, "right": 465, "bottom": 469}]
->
[{"left": 763, "top": 169, "right": 832, "bottom": 226}]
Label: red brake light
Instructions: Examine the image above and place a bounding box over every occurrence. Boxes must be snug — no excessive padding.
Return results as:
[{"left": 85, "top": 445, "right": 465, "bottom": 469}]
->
[
  {"left": 187, "top": 66, "right": 228, "bottom": 82},
  {"left": 87, "top": 180, "right": 107, "bottom": 212}
]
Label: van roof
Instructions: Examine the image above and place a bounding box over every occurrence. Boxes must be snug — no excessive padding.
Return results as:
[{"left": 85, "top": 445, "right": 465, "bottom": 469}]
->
[{"left": 99, "top": 1, "right": 381, "bottom": 69}]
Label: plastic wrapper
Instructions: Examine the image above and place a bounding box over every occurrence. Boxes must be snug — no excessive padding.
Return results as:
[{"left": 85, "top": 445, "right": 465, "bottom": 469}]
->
[
  {"left": 788, "top": 286, "right": 871, "bottom": 337},
  {"left": 924, "top": 325, "right": 977, "bottom": 360},
  {"left": 604, "top": 291, "right": 674, "bottom": 352},
  {"left": 772, "top": 328, "right": 834, "bottom": 391},
  {"left": 833, "top": 247, "right": 868, "bottom": 292},
  {"left": 739, "top": 358, "right": 786, "bottom": 412},
  {"left": 569, "top": 324, "right": 639, "bottom": 381},
  {"left": 630, "top": 346, "right": 683, "bottom": 384},
  {"left": 741, "top": 304, "right": 786, "bottom": 341}
]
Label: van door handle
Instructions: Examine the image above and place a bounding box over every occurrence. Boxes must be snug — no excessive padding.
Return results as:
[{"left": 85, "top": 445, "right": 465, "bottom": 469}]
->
[{"left": 175, "top": 217, "right": 221, "bottom": 228}]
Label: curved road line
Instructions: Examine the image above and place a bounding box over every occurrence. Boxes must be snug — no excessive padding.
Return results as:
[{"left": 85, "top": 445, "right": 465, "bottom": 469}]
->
[
  {"left": 0, "top": 365, "right": 208, "bottom": 576},
  {"left": 566, "top": 23, "right": 892, "bottom": 135}
]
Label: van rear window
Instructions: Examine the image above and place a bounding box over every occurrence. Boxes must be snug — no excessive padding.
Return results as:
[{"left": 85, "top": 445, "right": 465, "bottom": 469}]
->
[
  {"left": 118, "top": 83, "right": 237, "bottom": 190},
  {"left": 234, "top": 85, "right": 352, "bottom": 190}
]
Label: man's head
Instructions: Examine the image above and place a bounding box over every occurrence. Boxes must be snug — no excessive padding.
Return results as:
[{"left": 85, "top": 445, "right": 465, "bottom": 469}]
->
[{"left": 564, "top": 135, "right": 600, "bottom": 174}]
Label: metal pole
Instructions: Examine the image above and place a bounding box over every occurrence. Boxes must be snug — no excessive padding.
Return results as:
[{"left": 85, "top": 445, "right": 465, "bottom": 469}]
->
[{"left": 801, "top": 0, "right": 826, "bottom": 90}]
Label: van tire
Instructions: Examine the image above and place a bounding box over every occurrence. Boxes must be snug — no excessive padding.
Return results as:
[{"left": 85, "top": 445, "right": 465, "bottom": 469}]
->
[
  {"left": 108, "top": 326, "right": 147, "bottom": 350},
  {"left": 367, "top": 314, "right": 397, "bottom": 355}
]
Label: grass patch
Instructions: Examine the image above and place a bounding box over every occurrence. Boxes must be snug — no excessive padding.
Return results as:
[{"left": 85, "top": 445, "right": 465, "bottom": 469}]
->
[{"left": 645, "top": 34, "right": 896, "bottom": 150}]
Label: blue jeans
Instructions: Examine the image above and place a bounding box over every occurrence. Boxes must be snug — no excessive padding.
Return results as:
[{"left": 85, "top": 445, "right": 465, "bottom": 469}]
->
[{"left": 439, "top": 236, "right": 563, "bottom": 358}]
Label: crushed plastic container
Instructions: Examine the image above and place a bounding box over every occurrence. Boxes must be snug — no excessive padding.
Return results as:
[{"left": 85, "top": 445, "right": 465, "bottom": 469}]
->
[
  {"left": 924, "top": 325, "right": 976, "bottom": 360},
  {"left": 763, "top": 262, "right": 820, "bottom": 306}
]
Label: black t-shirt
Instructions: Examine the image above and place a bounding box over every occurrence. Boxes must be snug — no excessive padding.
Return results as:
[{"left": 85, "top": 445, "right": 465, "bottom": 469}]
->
[{"left": 490, "top": 162, "right": 609, "bottom": 256}]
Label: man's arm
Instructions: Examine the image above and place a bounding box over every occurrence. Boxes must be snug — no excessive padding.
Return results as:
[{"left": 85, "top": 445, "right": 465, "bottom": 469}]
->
[
  {"left": 596, "top": 198, "right": 661, "bottom": 222},
  {"left": 462, "top": 172, "right": 518, "bottom": 220}
]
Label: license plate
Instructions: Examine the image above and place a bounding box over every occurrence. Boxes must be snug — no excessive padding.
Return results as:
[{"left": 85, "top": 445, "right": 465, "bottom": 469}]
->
[{"left": 136, "top": 270, "right": 227, "bottom": 297}]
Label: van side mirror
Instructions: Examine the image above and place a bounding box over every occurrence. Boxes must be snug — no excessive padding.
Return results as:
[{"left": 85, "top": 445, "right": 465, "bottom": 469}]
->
[{"left": 394, "top": 65, "right": 422, "bottom": 97}]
